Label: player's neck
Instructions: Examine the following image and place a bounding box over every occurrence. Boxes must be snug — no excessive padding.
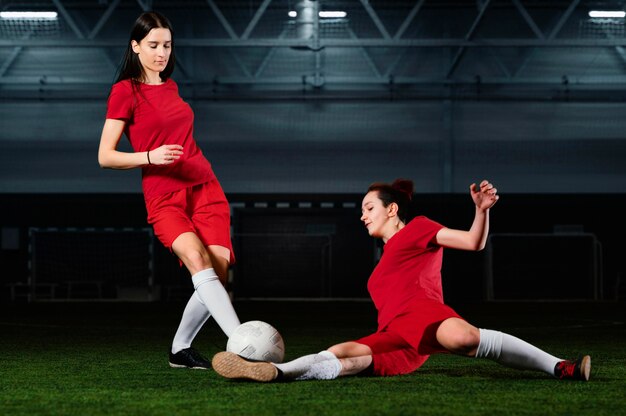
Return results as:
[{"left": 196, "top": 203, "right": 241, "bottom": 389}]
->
[
  {"left": 382, "top": 221, "right": 405, "bottom": 244},
  {"left": 139, "top": 72, "right": 164, "bottom": 85}
]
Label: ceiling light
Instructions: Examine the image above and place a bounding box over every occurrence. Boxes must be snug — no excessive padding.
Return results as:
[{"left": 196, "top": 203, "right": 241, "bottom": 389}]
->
[
  {"left": 288, "top": 11, "right": 347, "bottom": 18},
  {"left": 319, "top": 11, "right": 347, "bottom": 18},
  {"left": 0, "top": 11, "right": 58, "bottom": 19},
  {"left": 588, "top": 10, "right": 626, "bottom": 18}
]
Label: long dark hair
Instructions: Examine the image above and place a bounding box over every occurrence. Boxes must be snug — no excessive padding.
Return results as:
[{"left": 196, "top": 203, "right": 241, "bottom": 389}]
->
[
  {"left": 367, "top": 179, "right": 414, "bottom": 224},
  {"left": 115, "top": 11, "right": 176, "bottom": 85}
]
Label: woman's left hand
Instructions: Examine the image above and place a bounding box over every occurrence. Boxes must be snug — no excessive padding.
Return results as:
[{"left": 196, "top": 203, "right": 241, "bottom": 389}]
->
[{"left": 470, "top": 180, "right": 499, "bottom": 210}]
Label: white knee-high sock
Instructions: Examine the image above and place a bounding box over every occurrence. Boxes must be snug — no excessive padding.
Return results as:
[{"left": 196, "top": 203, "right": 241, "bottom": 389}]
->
[
  {"left": 476, "top": 329, "right": 562, "bottom": 376},
  {"left": 274, "top": 351, "right": 342, "bottom": 380},
  {"left": 191, "top": 268, "right": 240, "bottom": 337},
  {"left": 171, "top": 292, "right": 210, "bottom": 354}
]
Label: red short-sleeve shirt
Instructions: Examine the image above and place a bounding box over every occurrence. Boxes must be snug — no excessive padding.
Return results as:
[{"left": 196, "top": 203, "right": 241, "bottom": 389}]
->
[
  {"left": 368, "top": 216, "right": 446, "bottom": 331},
  {"left": 106, "top": 79, "right": 216, "bottom": 201}
]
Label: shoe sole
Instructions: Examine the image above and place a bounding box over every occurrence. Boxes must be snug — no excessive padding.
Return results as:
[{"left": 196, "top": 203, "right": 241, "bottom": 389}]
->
[
  {"left": 212, "top": 351, "right": 278, "bottom": 382},
  {"left": 580, "top": 355, "right": 591, "bottom": 381},
  {"left": 169, "top": 362, "right": 209, "bottom": 370}
]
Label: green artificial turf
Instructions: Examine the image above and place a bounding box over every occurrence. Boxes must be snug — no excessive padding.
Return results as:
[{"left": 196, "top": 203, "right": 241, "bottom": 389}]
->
[{"left": 0, "top": 301, "right": 624, "bottom": 415}]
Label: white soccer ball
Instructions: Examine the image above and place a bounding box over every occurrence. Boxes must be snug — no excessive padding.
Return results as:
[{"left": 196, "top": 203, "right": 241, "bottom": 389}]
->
[{"left": 227, "top": 320, "right": 285, "bottom": 363}]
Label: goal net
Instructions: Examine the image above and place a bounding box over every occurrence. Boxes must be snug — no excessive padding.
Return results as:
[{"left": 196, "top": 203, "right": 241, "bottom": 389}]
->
[{"left": 28, "top": 227, "right": 155, "bottom": 301}]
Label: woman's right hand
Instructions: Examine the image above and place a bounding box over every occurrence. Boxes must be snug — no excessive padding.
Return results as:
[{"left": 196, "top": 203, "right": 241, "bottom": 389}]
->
[{"left": 148, "top": 144, "right": 184, "bottom": 166}]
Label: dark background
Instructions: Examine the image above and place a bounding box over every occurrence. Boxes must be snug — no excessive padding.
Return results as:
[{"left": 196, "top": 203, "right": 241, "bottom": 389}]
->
[
  {"left": 1, "top": 1, "right": 625, "bottom": 304},
  {"left": 1, "top": 192, "right": 623, "bottom": 303}
]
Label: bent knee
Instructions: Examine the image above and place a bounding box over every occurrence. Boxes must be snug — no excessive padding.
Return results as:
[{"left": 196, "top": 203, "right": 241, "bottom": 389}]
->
[
  {"left": 437, "top": 319, "right": 480, "bottom": 356},
  {"left": 179, "top": 248, "right": 212, "bottom": 274},
  {"left": 453, "top": 331, "right": 480, "bottom": 355}
]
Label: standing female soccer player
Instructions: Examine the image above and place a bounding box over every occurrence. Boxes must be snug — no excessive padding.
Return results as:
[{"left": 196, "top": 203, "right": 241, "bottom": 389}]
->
[
  {"left": 212, "top": 179, "right": 591, "bottom": 381},
  {"left": 98, "top": 11, "right": 240, "bottom": 369}
]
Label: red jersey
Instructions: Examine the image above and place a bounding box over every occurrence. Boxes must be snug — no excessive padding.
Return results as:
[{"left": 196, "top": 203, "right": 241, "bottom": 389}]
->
[
  {"left": 367, "top": 216, "right": 445, "bottom": 331},
  {"left": 106, "top": 78, "right": 216, "bottom": 201}
]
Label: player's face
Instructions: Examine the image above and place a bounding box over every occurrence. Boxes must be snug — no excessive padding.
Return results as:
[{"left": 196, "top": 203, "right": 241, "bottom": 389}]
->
[
  {"left": 132, "top": 28, "right": 172, "bottom": 78},
  {"left": 360, "top": 191, "right": 393, "bottom": 239}
]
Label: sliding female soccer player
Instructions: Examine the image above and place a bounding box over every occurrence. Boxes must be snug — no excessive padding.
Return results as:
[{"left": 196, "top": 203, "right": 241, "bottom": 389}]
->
[
  {"left": 98, "top": 11, "right": 240, "bottom": 369},
  {"left": 212, "top": 179, "right": 590, "bottom": 381}
]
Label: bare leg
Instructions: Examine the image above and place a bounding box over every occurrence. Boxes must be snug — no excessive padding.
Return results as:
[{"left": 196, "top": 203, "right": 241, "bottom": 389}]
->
[
  {"left": 171, "top": 232, "right": 240, "bottom": 337},
  {"left": 211, "top": 348, "right": 347, "bottom": 382},
  {"left": 435, "top": 317, "right": 480, "bottom": 356},
  {"left": 172, "top": 232, "right": 214, "bottom": 275},
  {"left": 328, "top": 342, "right": 373, "bottom": 377},
  {"left": 436, "top": 317, "right": 562, "bottom": 376},
  {"left": 207, "top": 244, "right": 230, "bottom": 285}
]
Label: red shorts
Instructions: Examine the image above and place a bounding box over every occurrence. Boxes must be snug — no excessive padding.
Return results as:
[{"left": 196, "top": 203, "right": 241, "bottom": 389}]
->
[
  {"left": 355, "top": 299, "right": 462, "bottom": 376},
  {"left": 145, "top": 180, "right": 235, "bottom": 264}
]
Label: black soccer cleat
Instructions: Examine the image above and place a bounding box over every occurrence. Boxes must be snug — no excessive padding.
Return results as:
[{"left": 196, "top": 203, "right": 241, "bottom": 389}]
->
[
  {"left": 554, "top": 355, "right": 591, "bottom": 381},
  {"left": 169, "top": 348, "right": 211, "bottom": 370}
]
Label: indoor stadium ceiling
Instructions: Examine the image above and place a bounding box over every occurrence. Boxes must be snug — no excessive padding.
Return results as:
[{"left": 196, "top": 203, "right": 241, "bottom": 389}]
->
[{"left": 1, "top": 0, "right": 626, "bottom": 99}]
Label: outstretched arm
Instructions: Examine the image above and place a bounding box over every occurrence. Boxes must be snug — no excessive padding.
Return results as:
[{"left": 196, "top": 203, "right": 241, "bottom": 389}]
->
[{"left": 434, "top": 180, "right": 499, "bottom": 251}]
